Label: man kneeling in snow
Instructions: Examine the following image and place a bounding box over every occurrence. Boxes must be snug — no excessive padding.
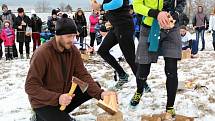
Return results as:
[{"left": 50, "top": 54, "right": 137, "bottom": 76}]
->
[{"left": 25, "top": 15, "right": 115, "bottom": 121}]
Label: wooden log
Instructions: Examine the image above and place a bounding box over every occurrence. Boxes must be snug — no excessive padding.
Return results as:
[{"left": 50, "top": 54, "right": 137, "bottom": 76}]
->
[
  {"left": 97, "top": 111, "right": 123, "bottom": 121},
  {"left": 151, "top": 113, "right": 194, "bottom": 121},
  {"left": 97, "top": 94, "right": 118, "bottom": 115},
  {"left": 182, "top": 49, "right": 191, "bottom": 60},
  {"left": 141, "top": 115, "right": 162, "bottom": 121}
]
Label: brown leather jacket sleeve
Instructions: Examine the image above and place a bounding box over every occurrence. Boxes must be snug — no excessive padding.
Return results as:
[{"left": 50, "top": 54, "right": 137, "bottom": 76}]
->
[
  {"left": 73, "top": 48, "right": 104, "bottom": 100},
  {"left": 25, "top": 48, "right": 61, "bottom": 107}
]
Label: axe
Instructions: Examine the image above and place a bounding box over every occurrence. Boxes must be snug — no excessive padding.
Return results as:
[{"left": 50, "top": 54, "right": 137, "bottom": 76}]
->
[{"left": 60, "top": 76, "right": 89, "bottom": 111}]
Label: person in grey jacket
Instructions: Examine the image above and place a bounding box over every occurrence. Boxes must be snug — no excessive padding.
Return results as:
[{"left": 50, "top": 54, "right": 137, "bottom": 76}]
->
[{"left": 192, "top": 5, "right": 209, "bottom": 51}]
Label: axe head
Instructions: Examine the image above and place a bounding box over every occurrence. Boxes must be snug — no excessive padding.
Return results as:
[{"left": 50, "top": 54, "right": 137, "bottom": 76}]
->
[{"left": 72, "top": 76, "right": 89, "bottom": 93}]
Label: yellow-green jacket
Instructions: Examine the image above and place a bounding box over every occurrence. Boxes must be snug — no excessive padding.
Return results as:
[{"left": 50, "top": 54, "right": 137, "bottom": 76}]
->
[{"left": 133, "top": 0, "right": 186, "bottom": 26}]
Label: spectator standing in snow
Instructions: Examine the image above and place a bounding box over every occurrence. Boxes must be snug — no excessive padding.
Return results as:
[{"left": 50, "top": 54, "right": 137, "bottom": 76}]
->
[
  {"left": 73, "top": 9, "right": 87, "bottom": 50},
  {"left": 192, "top": 5, "right": 209, "bottom": 51},
  {"left": 1, "top": 4, "right": 18, "bottom": 58},
  {"left": 30, "top": 10, "right": 42, "bottom": 51},
  {"left": 0, "top": 20, "right": 15, "bottom": 60},
  {"left": 13, "top": 8, "right": 32, "bottom": 59},
  {"left": 25, "top": 16, "right": 115, "bottom": 121},
  {"left": 209, "top": 7, "right": 215, "bottom": 51},
  {"left": 89, "top": 10, "right": 99, "bottom": 48},
  {"left": 47, "top": 9, "right": 59, "bottom": 36}
]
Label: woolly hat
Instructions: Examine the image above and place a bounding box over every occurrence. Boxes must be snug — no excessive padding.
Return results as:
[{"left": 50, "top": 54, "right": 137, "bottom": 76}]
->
[
  {"left": 55, "top": 14, "right": 77, "bottom": 35},
  {"left": 17, "top": 8, "right": 24, "bottom": 13}
]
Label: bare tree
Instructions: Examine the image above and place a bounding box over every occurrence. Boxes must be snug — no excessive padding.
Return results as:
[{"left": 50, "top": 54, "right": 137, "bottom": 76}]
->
[
  {"left": 65, "top": 4, "right": 73, "bottom": 12},
  {"left": 59, "top": 2, "right": 66, "bottom": 12},
  {"left": 35, "top": 0, "right": 51, "bottom": 13}
]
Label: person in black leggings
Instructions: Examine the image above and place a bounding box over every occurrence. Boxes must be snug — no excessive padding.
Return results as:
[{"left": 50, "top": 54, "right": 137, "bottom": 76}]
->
[{"left": 92, "top": 0, "right": 151, "bottom": 90}]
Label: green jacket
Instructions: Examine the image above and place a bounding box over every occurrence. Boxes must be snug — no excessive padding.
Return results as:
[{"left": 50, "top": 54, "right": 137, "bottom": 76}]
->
[{"left": 133, "top": 0, "right": 163, "bottom": 26}]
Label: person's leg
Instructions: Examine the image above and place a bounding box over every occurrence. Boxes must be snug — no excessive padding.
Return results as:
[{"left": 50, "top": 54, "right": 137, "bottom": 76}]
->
[
  {"left": 79, "top": 37, "right": 84, "bottom": 49},
  {"left": 34, "top": 86, "right": 93, "bottom": 121},
  {"left": 164, "top": 57, "right": 178, "bottom": 116},
  {"left": 90, "top": 32, "right": 96, "bottom": 47},
  {"left": 25, "top": 41, "right": 30, "bottom": 59},
  {"left": 212, "top": 30, "right": 215, "bottom": 51},
  {"left": 130, "top": 63, "right": 151, "bottom": 106},
  {"left": 32, "top": 33, "right": 37, "bottom": 51},
  {"left": 19, "top": 42, "right": 24, "bottom": 58},
  {"left": 200, "top": 30, "right": 205, "bottom": 51},
  {"left": 195, "top": 30, "right": 200, "bottom": 52},
  {"left": 0, "top": 42, "right": 3, "bottom": 59},
  {"left": 12, "top": 43, "right": 18, "bottom": 58},
  {"left": 98, "top": 29, "right": 126, "bottom": 76},
  {"left": 9, "top": 46, "right": 13, "bottom": 59},
  {"left": 34, "top": 106, "right": 74, "bottom": 121},
  {"left": 115, "top": 26, "right": 137, "bottom": 76},
  {"left": 5, "top": 46, "right": 9, "bottom": 60}
]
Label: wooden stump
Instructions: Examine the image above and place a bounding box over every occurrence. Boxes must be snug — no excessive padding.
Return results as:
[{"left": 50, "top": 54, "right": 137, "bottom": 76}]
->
[
  {"left": 97, "top": 111, "right": 123, "bottom": 121},
  {"left": 97, "top": 94, "right": 118, "bottom": 115},
  {"left": 182, "top": 49, "right": 191, "bottom": 60},
  {"left": 141, "top": 113, "right": 194, "bottom": 121}
]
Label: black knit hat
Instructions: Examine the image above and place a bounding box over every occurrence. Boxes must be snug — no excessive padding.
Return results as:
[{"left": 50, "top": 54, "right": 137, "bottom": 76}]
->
[
  {"left": 55, "top": 15, "right": 77, "bottom": 35},
  {"left": 17, "top": 8, "right": 24, "bottom": 13},
  {"left": 2, "top": 4, "right": 8, "bottom": 10}
]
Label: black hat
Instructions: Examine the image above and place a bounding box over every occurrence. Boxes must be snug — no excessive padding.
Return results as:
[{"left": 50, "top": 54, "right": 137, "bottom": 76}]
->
[
  {"left": 17, "top": 8, "right": 24, "bottom": 13},
  {"left": 52, "top": 9, "right": 58, "bottom": 15},
  {"left": 2, "top": 4, "right": 8, "bottom": 10},
  {"left": 55, "top": 15, "right": 77, "bottom": 35}
]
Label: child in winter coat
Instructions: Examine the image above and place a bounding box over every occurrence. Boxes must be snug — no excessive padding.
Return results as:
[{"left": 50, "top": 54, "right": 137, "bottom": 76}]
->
[
  {"left": 180, "top": 26, "right": 193, "bottom": 50},
  {"left": 0, "top": 20, "right": 15, "bottom": 60},
  {"left": 94, "top": 19, "right": 104, "bottom": 46}
]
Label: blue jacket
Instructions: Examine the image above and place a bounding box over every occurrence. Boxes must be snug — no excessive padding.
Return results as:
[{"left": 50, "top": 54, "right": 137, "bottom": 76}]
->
[{"left": 101, "top": 0, "right": 133, "bottom": 27}]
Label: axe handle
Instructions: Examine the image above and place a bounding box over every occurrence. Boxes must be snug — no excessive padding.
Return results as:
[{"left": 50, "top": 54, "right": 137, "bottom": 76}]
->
[{"left": 60, "top": 83, "right": 78, "bottom": 111}]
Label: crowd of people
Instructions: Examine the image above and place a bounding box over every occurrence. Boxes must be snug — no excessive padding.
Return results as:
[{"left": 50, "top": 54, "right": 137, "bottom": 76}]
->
[{"left": 0, "top": 1, "right": 215, "bottom": 121}]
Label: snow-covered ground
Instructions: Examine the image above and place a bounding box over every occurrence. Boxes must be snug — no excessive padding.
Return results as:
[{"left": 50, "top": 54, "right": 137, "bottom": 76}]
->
[{"left": 0, "top": 30, "right": 215, "bottom": 121}]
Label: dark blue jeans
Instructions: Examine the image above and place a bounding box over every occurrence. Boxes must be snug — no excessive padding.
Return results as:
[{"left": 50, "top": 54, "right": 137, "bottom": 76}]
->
[
  {"left": 213, "top": 30, "right": 215, "bottom": 43},
  {"left": 196, "top": 29, "right": 205, "bottom": 50}
]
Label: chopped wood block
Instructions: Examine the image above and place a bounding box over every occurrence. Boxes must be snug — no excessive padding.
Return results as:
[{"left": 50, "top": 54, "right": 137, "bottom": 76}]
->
[
  {"left": 97, "top": 100, "right": 118, "bottom": 115},
  {"left": 141, "top": 115, "right": 161, "bottom": 121},
  {"left": 97, "top": 111, "right": 123, "bottom": 121},
  {"left": 141, "top": 113, "right": 194, "bottom": 121},
  {"left": 182, "top": 49, "right": 191, "bottom": 60},
  {"left": 81, "top": 54, "right": 90, "bottom": 61},
  {"left": 97, "top": 94, "right": 118, "bottom": 115}
]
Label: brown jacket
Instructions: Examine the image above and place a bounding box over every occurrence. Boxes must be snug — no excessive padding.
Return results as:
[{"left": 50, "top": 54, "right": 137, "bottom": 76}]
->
[{"left": 25, "top": 38, "right": 104, "bottom": 108}]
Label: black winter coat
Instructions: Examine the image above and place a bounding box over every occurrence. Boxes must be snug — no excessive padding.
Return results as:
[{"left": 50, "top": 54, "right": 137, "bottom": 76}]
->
[
  {"left": 31, "top": 15, "right": 42, "bottom": 33},
  {"left": 13, "top": 15, "right": 32, "bottom": 43},
  {"left": 74, "top": 15, "right": 87, "bottom": 37}
]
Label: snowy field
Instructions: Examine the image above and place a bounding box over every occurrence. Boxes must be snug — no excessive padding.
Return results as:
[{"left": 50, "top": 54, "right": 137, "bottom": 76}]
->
[
  {"left": 1, "top": 11, "right": 215, "bottom": 120},
  {"left": 0, "top": 31, "right": 215, "bottom": 121}
]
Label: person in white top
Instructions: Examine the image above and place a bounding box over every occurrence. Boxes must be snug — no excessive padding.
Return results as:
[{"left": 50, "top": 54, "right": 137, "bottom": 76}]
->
[
  {"left": 209, "top": 7, "right": 215, "bottom": 51},
  {"left": 180, "top": 25, "right": 193, "bottom": 50}
]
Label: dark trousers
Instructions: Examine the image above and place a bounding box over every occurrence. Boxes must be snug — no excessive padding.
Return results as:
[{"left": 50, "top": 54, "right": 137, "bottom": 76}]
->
[
  {"left": 34, "top": 86, "right": 92, "bottom": 121},
  {"left": 0, "top": 42, "right": 2, "bottom": 59},
  {"left": 32, "top": 33, "right": 41, "bottom": 51},
  {"left": 212, "top": 30, "right": 215, "bottom": 50},
  {"left": 77, "top": 36, "right": 85, "bottom": 49},
  {"left": 13, "top": 43, "right": 18, "bottom": 58},
  {"left": 90, "top": 32, "right": 96, "bottom": 47},
  {"left": 98, "top": 26, "right": 136, "bottom": 76},
  {"left": 136, "top": 57, "right": 178, "bottom": 108},
  {"left": 196, "top": 29, "right": 205, "bottom": 50},
  {"left": 19, "top": 41, "right": 30, "bottom": 54},
  {"left": 5, "top": 46, "right": 13, "bottom": 60}
]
